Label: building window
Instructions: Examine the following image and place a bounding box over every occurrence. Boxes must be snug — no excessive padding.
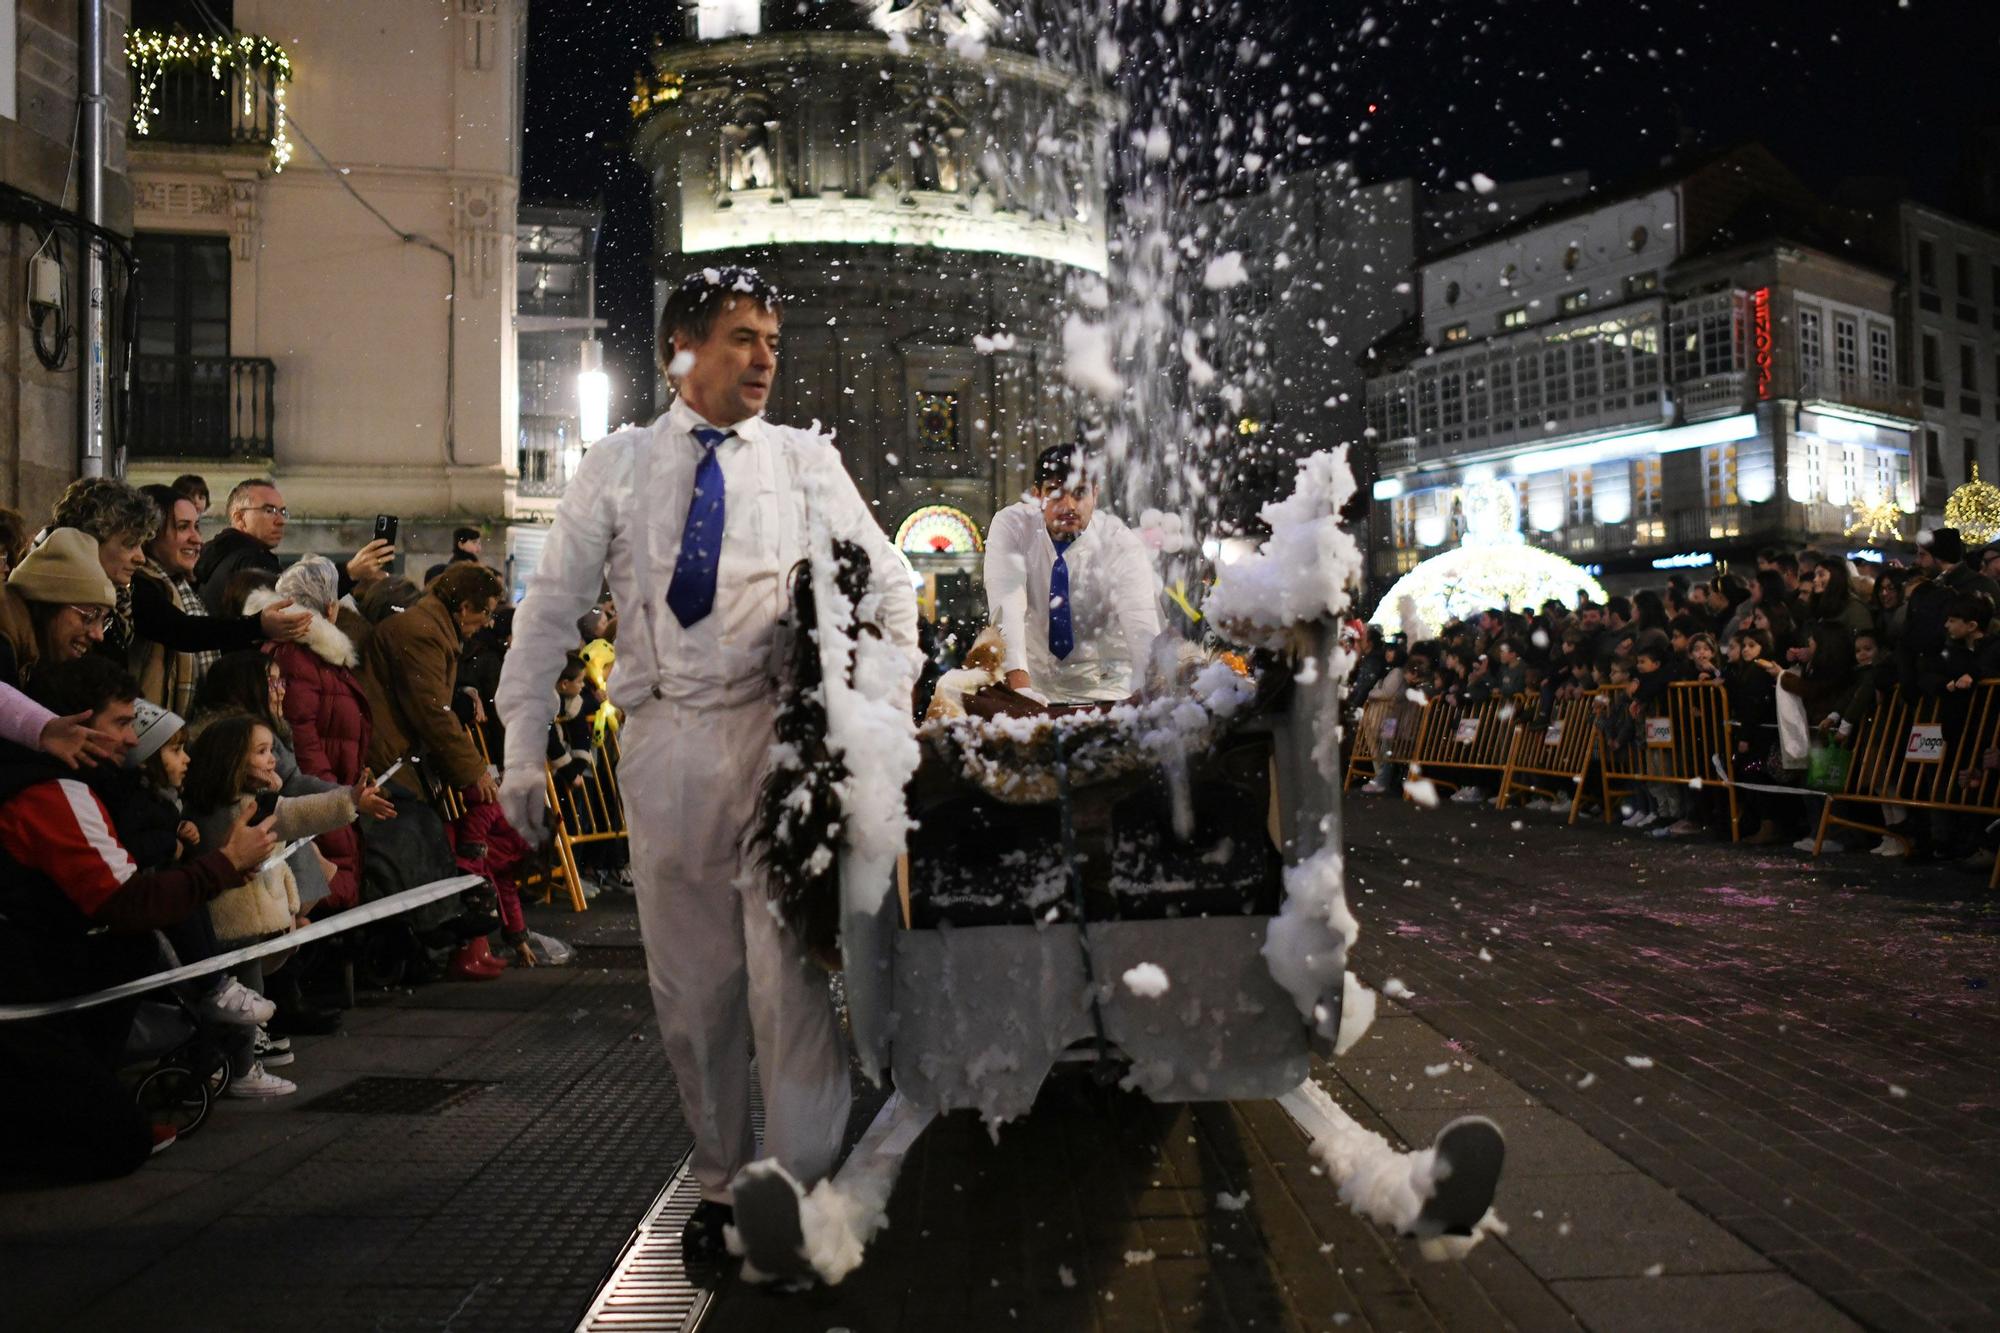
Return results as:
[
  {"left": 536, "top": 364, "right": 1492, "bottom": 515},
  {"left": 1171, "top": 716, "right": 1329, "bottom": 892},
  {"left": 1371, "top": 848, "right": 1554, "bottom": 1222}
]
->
[
  {"left": 1868, "top": 324, "right": 1893, "bottom": 396},
  {"left": 1440, "top": 369, "right": 1465, "bottom": 431},
  {"left": 1490, "top": 357, "right": 1515, "bottom": 423},
  {"left": 1959, "top": 252, "right": 1976, "bottom": 300},
  {"left": 1442, "top": 323, "right": 1470, "bottom": 345},
  {"left": 1417, "top": 371, "right": 1439, "bottom": 435},
  {"left": 1572, "top": 339, "right": 1600, "bottom": 404},
  {"left": 1624, "top": 271, "right": 1659, "bottom": 299},
  {"left": 1465, "top": 363, "right": 1489, "bottom": 429},
  {"left": 1628, "top": 226, "right": 1649, "bottom": 253},
  {"left": 1517, "top": 352, "right": 1542, "bottom": 419},
  {"left": 1567, "top": 468, "right": 1593, "bottom": 525},
  {"left": 1922, "top": 333, "right": 1941, "bottom": 383},
  {"left": 1445, "top": 280, "right": 1461, "bottom": 305},
  {"left": 1499, "top": 307, "right": 1528, "bottom": 330},
  {"left": 1560, "top": 289, "right": 1590, "bottom": 314},
  {"left": 1961, "top": 342, "right": 1979, "bottom": 393},
  {"left": 1392, "top": 496, "right": 1417, "bottom": 549},
  {"left": 1797, "top": 304, "right": 1823, "bottom": 390},
  {"left": 1704, "top": 444, "right": 1739, "bottom": 508},
  {"left": 1917, "top": 239, "right": 1937, "bottom": 288},
  {"left": 1631, "top": 320, "right": 1661, "bottom": 389},
  {"left": 1542, "top": 346, "right": 1570, "bottom": 417},
  {"left": 1834, "top": 315, "right": 1859, "bottom": 390},
  {"left": 915, "top": 391, "right": 959, "bottom": 452},
  {"left": 1927, "top": 428, "right": 1944, "bottom": 479},
  {"left": 1563, "top": 243, "right": 1581, "bottom": 271},
  {"left": 133, "top": 233, "right": 232, "bottom": 458},
  {"left": 1633, "top": 457, "right": 1662, "bottom": 517}
]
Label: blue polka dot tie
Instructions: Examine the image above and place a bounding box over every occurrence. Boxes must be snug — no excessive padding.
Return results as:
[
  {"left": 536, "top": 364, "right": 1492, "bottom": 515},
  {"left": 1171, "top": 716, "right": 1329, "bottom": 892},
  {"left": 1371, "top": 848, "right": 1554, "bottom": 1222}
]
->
[
  {"left": 665, "top": 426, "right": 730, "bottom": 628},
  {"left": 1048, "top": 537, "right": 1075, "bottom": 660}
]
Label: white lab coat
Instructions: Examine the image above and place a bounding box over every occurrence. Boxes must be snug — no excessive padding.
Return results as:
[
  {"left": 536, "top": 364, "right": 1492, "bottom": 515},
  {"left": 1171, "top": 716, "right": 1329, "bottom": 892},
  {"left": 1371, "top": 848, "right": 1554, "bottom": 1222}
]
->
[
  {"left": 983, "top": 501, "right": 1163, "bottom": 703},
  {"left": 496, "top": 398, "right": 918, "bottom": 1201}
]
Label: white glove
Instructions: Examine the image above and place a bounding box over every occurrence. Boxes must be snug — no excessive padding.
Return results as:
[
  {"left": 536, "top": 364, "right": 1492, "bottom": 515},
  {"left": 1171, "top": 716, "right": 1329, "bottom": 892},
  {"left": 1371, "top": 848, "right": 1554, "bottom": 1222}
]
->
[{"left": 499, "top": 768, "right": 549, "bottom": 848}]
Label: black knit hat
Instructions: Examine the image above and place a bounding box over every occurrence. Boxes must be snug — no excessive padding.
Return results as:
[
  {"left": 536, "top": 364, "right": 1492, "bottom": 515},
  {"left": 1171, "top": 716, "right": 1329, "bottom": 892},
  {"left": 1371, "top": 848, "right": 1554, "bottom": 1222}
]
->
[{"left": 1927, "top": 527, "right": 1966, "bottom": 564}]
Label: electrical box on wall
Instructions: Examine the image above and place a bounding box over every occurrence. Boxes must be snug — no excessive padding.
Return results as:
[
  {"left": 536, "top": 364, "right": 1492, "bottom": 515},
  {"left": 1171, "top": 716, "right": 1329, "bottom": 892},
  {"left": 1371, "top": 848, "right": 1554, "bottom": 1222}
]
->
[{"left": 29, "top": 253, "right": 63, "bottom": 309}]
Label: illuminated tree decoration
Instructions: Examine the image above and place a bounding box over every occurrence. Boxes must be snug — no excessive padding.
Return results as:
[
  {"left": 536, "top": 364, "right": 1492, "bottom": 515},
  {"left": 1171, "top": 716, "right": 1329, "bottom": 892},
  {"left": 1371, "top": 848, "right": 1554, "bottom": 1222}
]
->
[
  {"left": 127, "top": 29, "right": 293, "bottom": 172},
  {"left": 1369, "top": 477, "right": 1607, "bottom": 637},
  {"left": 1945, "top": 464, "right": 2000, "bottom": 544},
  {"left": 895, "top": 505, "right": 983, "bottom": 555},
  {"left": 1843, "top": 493, "right": 1903, "bottom": 545},
  {"left": 916, "top": 391, "right": 960, "bottom": 452}
]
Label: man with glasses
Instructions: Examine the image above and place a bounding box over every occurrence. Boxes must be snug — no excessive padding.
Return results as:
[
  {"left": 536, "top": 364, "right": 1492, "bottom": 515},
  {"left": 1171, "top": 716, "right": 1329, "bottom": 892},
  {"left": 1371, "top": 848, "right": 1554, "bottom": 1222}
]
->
[{"left": 193, "top": 478, "right": 394, "bottom": 614}]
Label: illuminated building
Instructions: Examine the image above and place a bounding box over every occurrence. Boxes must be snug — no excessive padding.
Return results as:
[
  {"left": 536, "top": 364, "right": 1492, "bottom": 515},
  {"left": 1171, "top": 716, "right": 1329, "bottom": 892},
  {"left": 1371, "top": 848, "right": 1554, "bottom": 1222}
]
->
[
  {"left": 1363, "top": 146, "right": 1923, "bottom": 588},
  {"left": 629, "top": 0, "right": 1112, "bottom": 618}
]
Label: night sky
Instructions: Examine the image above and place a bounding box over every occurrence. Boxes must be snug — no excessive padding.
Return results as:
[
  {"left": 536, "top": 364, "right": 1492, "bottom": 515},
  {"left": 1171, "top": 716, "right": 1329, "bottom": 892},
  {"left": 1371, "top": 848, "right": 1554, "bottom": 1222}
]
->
[{"left": 521, "top": 0, "right": 1992, "bottom": 425}]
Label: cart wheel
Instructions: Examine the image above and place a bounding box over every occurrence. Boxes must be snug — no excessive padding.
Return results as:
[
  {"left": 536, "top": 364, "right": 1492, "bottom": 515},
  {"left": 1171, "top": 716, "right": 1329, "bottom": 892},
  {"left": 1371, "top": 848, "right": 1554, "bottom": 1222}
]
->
[{"left": 136, "top": 1065, "right": 212, "bottom": 1138}]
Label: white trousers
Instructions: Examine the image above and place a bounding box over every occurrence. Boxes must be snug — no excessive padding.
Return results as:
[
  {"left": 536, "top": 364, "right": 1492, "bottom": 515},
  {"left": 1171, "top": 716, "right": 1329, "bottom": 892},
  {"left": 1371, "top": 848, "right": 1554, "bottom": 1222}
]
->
[{"left": 621, "top": 697, "right": 850, "bottom": 1203}]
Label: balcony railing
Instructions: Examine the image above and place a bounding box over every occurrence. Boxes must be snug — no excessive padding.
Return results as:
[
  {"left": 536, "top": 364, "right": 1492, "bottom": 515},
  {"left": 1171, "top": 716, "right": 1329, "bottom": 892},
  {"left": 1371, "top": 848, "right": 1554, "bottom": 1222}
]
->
[
  {"left": 517, "top": 413, "right": 578, "bottom": 498},
  {"left": 1796, "top": 372, "right": 1921, "bottom": 424},
  {"left": 129, "top": 33, "right": 287, "bottom": 154},
  {"left": 130, "top": 356, "right": 275, "bottom": 460}
]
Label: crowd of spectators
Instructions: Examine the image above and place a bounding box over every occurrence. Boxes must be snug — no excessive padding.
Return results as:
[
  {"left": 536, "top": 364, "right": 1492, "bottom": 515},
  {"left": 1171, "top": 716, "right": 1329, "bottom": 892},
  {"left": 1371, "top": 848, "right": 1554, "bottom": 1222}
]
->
[
  {"left": 1348, "top": 528, "right": 2000, "bottom": 865},
  {"left": 0, "top": 476, "right": 613, "bottom": 1183}
]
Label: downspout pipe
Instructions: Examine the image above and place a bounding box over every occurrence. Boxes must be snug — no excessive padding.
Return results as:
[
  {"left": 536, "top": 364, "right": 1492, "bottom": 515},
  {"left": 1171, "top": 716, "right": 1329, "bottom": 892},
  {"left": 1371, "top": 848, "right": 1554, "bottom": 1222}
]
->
[{"left": 77, "top": 0, "right": 110, "bottom": 478}]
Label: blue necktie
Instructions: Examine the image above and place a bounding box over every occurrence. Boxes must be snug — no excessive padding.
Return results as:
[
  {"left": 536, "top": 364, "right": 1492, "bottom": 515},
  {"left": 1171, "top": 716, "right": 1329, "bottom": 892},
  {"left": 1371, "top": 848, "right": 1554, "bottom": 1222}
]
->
[
  {"left": 665, "top": 426, "right": 729, "bottom": 628},
  {"left": 1049, "top": 537, "right": 1075, "bottom": 660}
]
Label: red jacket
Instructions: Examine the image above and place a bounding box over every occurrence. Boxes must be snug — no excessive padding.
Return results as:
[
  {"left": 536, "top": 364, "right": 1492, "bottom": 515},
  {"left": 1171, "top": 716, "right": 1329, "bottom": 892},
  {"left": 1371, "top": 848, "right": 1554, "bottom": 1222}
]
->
[{"left": 261, "top": 605, "right": 373, "bottom": 908}]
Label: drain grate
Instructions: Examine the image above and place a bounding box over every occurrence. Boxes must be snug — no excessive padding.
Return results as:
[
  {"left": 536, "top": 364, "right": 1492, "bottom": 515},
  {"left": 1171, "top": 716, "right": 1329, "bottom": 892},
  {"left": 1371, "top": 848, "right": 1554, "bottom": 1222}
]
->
[{"left": 302, "top": 1075, "right": 495, "bottom": 1116}]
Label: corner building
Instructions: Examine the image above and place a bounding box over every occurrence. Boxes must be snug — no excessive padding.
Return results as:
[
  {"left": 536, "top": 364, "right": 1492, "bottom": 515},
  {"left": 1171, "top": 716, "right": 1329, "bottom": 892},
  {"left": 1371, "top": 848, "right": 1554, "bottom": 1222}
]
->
[
  {"left": 1363, "top": 145, "right": 1922, "bottom": 589},
  {"left": 629, "top": 0, "right": 1111, "bottom": 614}
]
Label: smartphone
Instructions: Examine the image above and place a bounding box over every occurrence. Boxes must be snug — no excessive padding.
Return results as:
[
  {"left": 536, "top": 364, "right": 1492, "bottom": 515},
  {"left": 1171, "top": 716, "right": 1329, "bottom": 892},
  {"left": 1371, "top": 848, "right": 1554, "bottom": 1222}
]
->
[
  {"left": 373, "top": 513, "right": 399, "bottom": 547},
  {"left": 253, "top": 790, "right": 280, "bottom": 823}
]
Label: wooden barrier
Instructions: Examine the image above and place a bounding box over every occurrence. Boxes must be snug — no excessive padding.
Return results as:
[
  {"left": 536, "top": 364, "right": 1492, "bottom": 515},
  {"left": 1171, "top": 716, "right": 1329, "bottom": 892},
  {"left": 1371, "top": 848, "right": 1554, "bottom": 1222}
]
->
[
  {"left": 1405, "top": 693, "right": 1533, "bottom": 797},
  {"left": 1585, "top": 681, "right": 1740, "bottom": 840},
  {"left": 1810, "top": 680, "right": 2000, "bottom": 885},
  {"left": 1494, "top": 692, "right": 1601, "bottom": 817}
]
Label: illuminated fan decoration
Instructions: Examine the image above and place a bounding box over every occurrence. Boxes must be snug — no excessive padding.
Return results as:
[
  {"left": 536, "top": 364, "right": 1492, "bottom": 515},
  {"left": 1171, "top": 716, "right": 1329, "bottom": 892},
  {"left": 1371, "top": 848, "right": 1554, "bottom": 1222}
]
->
[
  {"left": 1370, "top": 478, "right": 1607, "bottom": 638},
  {"left": 1844, "top": 493, "right": 1902, "bottom": 545},
  {"left": 895, "top": 505, "right": 983, "bottom": 555}
]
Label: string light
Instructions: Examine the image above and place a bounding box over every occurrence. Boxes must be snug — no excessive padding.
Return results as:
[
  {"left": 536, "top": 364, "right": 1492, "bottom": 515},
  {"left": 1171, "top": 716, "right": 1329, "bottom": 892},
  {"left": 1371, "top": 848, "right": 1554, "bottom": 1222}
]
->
[
  {"left": 127, "top": 29, "right": 294, "bottom": 173},
  {"left": 1946, "top": 464, "right": 2000, "bottom": 544}
]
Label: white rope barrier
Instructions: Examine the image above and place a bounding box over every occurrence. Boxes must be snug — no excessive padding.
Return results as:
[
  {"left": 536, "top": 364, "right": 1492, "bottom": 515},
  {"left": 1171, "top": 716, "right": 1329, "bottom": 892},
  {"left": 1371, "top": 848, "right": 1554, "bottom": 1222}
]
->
[{"left": 0, "top": 875, "right": 485, "bottom": 1023}]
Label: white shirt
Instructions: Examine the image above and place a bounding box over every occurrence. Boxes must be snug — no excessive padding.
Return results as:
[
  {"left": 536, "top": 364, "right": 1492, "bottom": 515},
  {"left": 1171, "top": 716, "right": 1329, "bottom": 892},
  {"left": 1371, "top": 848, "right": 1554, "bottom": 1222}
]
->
[
  {"left": 983, "top": 501, "right": 1163, "bottom": 703},
  {"left": 495, "top": 399, "right": 919, "bottom": 777}
]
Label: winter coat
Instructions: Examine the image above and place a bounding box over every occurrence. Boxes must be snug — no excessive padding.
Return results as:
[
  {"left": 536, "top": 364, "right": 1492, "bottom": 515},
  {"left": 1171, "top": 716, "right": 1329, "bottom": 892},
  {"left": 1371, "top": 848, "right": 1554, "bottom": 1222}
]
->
[
  {"left": 192, "top": 528, "right": 281, "bottom": 615},
  {"left": 358, "top": 593, "right": 486, "bottom": 791},
  {"left": 249, "top": 590, "right": 373, "bottom": 908},
  {"left": 0, "top": 586, "right": 39, "bottom": 689},
  {"left": 193, "top": 787, "right": 355, "bottom": 944},
  {"left": 82, "top": 766, "right": 183, "bottom": 873}
]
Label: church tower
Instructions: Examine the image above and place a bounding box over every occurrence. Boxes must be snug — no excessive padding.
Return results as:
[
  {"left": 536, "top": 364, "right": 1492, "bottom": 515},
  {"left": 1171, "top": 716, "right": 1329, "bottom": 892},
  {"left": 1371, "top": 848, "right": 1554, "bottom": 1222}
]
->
[{"left": 630, "top": 0, "right": 1113, "bottom": 599}]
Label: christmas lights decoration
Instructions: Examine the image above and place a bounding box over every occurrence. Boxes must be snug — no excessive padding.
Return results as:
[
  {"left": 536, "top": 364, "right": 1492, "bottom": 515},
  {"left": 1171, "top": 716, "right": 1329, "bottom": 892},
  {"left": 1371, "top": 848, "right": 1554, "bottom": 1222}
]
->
[
  {"left": 127, "top": 29, "right": 293, "bottom": 172},
  {"left": 1946, "top": 464, "right": 2000, "bottom": 544},
  {"left": 1843, "top": 493, "right": 1903, "bottom": 545},
  {"left": 1369, "top": 478, "right": 1608, "bottom": 638}
]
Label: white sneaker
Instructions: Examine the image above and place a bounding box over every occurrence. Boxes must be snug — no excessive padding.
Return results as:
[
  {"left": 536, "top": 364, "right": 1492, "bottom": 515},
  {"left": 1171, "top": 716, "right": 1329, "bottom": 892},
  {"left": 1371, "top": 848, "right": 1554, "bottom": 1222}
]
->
[
  {"left": 525, "top": 931, "right": 574, "bottom": 966},
  {"left": 200, "top": 978, "right": 276, "bottom": 1028},
  {"left": 1632, "top": 813, "right": 1659, "bottom": 829},
  {"left": 254, "top": 1027, "right": 294, "bottom": 1067},
  {"left": 1361, "top": 779, "right": 1389, "bottom": 795},
  {"left": 226, "top": 1062, "right": 297, "bottom": 1099},
  {"left": 1872, "top": 839, "right": 1907, "bottom": 858},
  {"left": 1620, "top": 808, "right": 1645, "bottom": 827}
]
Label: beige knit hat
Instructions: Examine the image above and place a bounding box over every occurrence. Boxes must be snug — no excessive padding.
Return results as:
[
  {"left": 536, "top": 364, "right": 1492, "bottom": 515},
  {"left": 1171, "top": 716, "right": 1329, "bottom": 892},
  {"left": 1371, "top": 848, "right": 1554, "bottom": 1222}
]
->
[{"left": 7, "top": 528, "right": 116, "bottom": 606}]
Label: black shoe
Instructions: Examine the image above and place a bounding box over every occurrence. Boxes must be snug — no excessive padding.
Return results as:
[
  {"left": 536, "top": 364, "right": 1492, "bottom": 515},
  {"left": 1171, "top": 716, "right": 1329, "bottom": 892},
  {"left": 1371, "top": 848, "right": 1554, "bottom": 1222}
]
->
[{"left": 681, "top": 1200, "right": 735, "bottom": 1269}]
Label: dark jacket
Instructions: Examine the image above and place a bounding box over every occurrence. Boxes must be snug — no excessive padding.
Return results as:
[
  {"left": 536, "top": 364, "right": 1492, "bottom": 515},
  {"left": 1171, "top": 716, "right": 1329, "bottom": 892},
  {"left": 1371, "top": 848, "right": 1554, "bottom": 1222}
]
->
[
  {"left": 192, "top": 528, "right": 281, "bottom": 614},
  {"left": 81, "top": 766, "right": 183, "bottom": 874},
  {"left": 259, "top": 606, "right": 373, "bottom": 909}
]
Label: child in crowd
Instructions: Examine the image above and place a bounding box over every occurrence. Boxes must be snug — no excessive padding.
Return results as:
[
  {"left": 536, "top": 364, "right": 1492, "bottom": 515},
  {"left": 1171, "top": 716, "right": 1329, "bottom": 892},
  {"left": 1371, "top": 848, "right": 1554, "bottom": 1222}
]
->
[{"left": 183, "top": 714, "right": 361, "bottom": 1098}]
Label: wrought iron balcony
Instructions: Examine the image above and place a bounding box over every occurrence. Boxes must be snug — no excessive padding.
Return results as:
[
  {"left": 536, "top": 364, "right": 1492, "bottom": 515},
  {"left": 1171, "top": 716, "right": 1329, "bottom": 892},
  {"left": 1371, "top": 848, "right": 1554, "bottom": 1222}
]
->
[
  {"left": 127, "top": 30, "right": 290, "bottom": 162},
  {"left": 130, "top": 355, "right": 276, "bottom": 460}
]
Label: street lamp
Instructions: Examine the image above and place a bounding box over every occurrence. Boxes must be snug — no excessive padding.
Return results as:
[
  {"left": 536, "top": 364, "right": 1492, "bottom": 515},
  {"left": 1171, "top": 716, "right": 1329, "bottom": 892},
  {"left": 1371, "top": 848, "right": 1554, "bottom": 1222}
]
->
[{"left": 577, "top": 339, "right": 610, "bottom": 440}]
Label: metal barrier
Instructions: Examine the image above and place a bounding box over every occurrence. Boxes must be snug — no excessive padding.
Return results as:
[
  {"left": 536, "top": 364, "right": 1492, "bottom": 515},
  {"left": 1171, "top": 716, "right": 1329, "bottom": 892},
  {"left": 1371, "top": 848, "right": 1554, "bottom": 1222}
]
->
[
  {"left": 1495, "top": 692, "right": 1601, "bottom": 818},
  {"left": 1404, "top": 693, "right": 1532, "bottom": 796},
  {"left": 1810, "top": 680, "right": 2000, "bottom": 885},
  {"left": 543, "top": 728, "right": 628, "bottom": 912},
  {"left": 1342, "top": 698, "right": 1394, "bottom": 790},
  {"left": 1586, "top": 681, "right": 1741, "bottom": 840}
]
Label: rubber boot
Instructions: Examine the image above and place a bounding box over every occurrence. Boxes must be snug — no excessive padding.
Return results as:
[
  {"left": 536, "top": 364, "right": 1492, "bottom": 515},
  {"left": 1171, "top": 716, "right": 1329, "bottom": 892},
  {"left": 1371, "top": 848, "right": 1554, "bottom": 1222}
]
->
[{"left": 449, "top": 938, "right": 504, "bottom": 981}]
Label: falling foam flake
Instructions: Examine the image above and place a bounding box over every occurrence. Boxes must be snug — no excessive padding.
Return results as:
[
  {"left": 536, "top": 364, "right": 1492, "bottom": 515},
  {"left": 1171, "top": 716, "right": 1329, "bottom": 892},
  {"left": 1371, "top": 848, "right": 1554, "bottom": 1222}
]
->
[
  {"left": 1625, "top": 1056, "right": 1655, "bottom": 1069},
  {"left": 1202, "top": 251, "right": 1249, "bottom": 290},
  {"left": 1122, "top": 963, "right": 1171, "bottom": 998},
  {"left": 1216, "top": 1190, "right": 1250, "bottom": 1211}
]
